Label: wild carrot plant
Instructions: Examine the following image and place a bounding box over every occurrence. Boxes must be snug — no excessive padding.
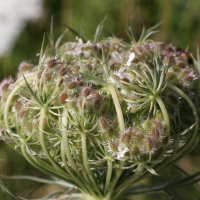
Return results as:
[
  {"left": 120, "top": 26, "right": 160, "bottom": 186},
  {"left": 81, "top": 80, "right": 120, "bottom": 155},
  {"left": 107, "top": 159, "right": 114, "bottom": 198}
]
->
[{"left": 0, "top": 19, "right": 200, "bottom": 200}]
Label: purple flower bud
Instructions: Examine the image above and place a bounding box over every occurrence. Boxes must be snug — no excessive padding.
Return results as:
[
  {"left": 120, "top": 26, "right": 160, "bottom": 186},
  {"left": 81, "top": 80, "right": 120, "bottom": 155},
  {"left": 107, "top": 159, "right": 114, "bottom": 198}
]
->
[
  {"left": 87, "top": 64, "right": 93, "bottom": 71},
  {"left": 151, "top": 128, "right": 160, "bottom": 139},
  {"left": 45, "top": 73, "right": 51, "bottom": 82},
  {"left": 121, "top": 130, "right": 131, "bottom": 145},
  {"left": 121, "top": 77, "right": 130, "bottom": 83},
  {"left": 176, "top": 61, "right": 187, "bottom": 68},
  {"left": 19, "top": 62, "right": 34, "bottom": 71},
  {"left": 47, "top": 59, "right": 60, "bottom": 68},
  {"left": 14, "top": 101, "right": 22, "bottom": 112},
  {"left": 1, "top": 83, "right": 9, "bottom": 91},
  {"left": 67, "top": 81, "right": 79, "bottom": 89},
  {"left": 60, "top": 92, "right": 68, "bottom": 104},
  {"left": 83, "top": 88, "right": 91, "bottom": 97},
  {"left": 59, "top": 68, "right": 68, "bottom": 76},
  {"left": 100, "top": 118, "right": 108, "bottom": 129},
  {"left": 111, "top": 74, "right": 120, "bottom": 82},
  {"left": 144, "top": 136, "right": 153, "bottom": 153},
  {"left": 166, "top": 72, "right": 175, "bottom": 80},
  {"left": 110, "top": 63, "right": 121, "bottom": 71}
]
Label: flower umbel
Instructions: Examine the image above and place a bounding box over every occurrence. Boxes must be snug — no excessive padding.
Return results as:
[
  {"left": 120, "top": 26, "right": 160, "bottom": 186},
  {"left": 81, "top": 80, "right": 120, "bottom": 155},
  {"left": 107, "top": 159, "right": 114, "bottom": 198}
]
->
[{"left": 0, "top": 20, "right": 199, "bottom": 200}]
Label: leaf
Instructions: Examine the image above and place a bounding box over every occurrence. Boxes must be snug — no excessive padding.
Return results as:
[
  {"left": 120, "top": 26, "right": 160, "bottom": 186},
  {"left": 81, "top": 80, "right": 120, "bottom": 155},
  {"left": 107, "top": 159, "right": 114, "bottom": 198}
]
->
[
  {"left": 78, "top": 71, "right": 105, "bottom": 86},
  {"left": 138, "top": 26, "right": 145, "bottom": 43},
  {"left": 146, "top": 21, "right": 163, "bottom": 35},
  {"left": 55, "top": 29, "right": 68, "bottom": 50},
  {"left": 50, "top": 15, "right": 54, "bottom": 46},
  {"left": 3, "top": 175, "right": 76, "bottom": 188},
  {"left": 101, "top": 48, "right": 109, "bottom": 78},
  {"left": 79, "top": 56, "right": 84, "bottom": 73},
  {"left": 38, "top": 33, "right": 46, "bottom": 70},
  {"left": 119, "top": 18, "right": 136, "bottom": 43},
  {"left": 0, "top": 179, "right": 25, "bottom": 200},
  {"left": 144, "top": 164, "right": 159, "bottom": 176},
  {"left": 46, "top": 16, "right": 55, "bottom": 55},
  {"left": 154, "top": 193, "right": 163, "bottom": 200},
  {"left": 80, "top": 18, "right": 88, "bottom": 42},
  {"left": 62, "top": 22, "right": 87, "bottom": 43},
  {"left": 164, "top": 191, "right": 175, "bottom": 200},
  {"left": 22, "top": 74, "right": 42, "bottom": 106},
  {"left": 93, "top": 15, "right": 107, "bottom": 43}
]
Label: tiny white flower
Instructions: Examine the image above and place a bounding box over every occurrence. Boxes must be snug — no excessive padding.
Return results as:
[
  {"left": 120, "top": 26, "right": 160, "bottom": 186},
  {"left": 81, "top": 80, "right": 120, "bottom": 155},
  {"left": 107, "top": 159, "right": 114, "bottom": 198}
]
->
[
  {"left": 117, "top": 145, "right": 129, "bottom": 159},
  {"left": 126, "top": 52, "right": 135, "bottom": 66}
]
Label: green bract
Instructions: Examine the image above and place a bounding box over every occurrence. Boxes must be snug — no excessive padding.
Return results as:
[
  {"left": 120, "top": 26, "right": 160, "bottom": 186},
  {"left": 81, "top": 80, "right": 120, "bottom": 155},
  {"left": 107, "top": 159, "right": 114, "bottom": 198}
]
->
[{"left": 0, "top": 21, "right": 200, "bottom": 200}]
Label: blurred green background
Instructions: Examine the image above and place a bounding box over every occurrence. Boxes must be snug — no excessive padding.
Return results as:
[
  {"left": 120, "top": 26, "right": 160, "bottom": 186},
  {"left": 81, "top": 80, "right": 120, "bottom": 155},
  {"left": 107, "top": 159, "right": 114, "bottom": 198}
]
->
[{"left": 0, "top": 0, "right": 200, "bottom": 199}]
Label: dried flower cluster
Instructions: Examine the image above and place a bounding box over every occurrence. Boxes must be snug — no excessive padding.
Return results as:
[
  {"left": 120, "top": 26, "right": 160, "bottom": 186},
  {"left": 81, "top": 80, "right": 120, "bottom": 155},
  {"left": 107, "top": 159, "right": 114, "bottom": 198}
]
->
[{"left": 0, "top": 21, "right": 199, "bottom": 200}]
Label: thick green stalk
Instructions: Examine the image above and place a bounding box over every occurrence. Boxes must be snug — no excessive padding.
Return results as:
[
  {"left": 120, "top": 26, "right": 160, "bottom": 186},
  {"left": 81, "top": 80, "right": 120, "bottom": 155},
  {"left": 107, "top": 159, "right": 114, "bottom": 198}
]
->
[
  {"left": 105, "top": 168, "right": 123, "bottom": 199},
  {"left": 104, "top": 159, "right": 113, "bottom": 193},
  {"left": 81, "top": 133, "right": 102, "bottom": 196},
  {"left": 113, "top": 165, "right": 145, "bottom": 199}
]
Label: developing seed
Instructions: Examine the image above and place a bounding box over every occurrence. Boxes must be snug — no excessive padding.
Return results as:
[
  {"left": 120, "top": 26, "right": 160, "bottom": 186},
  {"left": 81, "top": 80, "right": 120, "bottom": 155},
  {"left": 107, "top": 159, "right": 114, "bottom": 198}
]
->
[
  {"left": 60, "top": 93, "right": 68, "bottom": 104},
  {"left": 100, "top": 118, "right": 107, "bottom": 129},
  {"left": 144, "top": 137, "right": 153, "bottom": 152},
  {"left": 83, "top": 88, "right": 91, "bottom": 97},
  {"left": 59, "top": 68, "right": 68, "bottom": 76},
  {"left": 1, "top": 83, "right": 9, "bottom": 91},
  {"left": 67, "top": 81, "right": 78, "bottom": 89},
  {"left": 47, "top": 59, "right": 59, "bottom": 68}
]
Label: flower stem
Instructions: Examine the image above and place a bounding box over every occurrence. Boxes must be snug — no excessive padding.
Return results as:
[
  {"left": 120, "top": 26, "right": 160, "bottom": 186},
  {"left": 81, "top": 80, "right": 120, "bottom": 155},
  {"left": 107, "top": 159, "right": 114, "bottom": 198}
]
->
[
  {"left": 104, "top": 159, "right": 113, "bottom": 193},
  {"left": 4, "top": 73, "right": 35, "bottom": 130},
  {"left": 107, "top": 84, "right": 125, "bottom": 133},
  {"left": 81, "top": 133, "right": 102, "bottom": 196},
  {"left": 105, "top": 162, "right": 124, "bottom": 200},
  {"left": 166, "top": 83, "right": 199, "bottom": 162},
  {"left": 62, "top": 108, "right": 79, "bottom": 173},
  {"left": 155, "top": 95, "right": 170, "bottom": 133},
  {"left": 39, "top": 108, "right": 71, "bottom": 180}
]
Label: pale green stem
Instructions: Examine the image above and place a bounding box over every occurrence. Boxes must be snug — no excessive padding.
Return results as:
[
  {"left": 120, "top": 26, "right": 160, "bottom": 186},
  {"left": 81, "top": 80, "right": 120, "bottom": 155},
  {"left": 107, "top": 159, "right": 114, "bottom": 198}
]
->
[
  {"left": 155, "top": 95, "right": 170, "bottom": 133},
  {"left": 166, "top": 83, "right": 199, "bottom": 161},
  {"left": 62, "top": 108, "right": 80, "bottom": 174},
  {"left": 153, "top": 95, "right": 171, "bottom": 162},
  {"left": 39, "top": 108, "right": 71, "bottom": 180},
  {"left": 105, "top": 84, "right": 126, "bottom": 198},
  {"left": 60, "top": 141, "right": 89, "bottom": 194},
  {"left": 113, "top": 165, "right": 145, "bottom": 199},
  {"left": 81, "top": 133, "right": 102, "bottom": 196},
  {"left": 151, "top": 83, "right": 199, "bottom": 173},
  {"left": 107, "top": 84, "right": 125, "bottom": 134},
  {"left": 39, "top": 66, "right": 48, "bottom": 91},
  {"left": 4, "top": 74, "right": 35, "bottom": 130},
  {"left": 14, "top": 72, "right": 35, "bottom": 85},
  {"left": 61, "top": 109, "right": 94, "bottom": 190},
  {"left": 105, "top": 168, "right": 123, "bottom": 200},
  {"left": 21, "top": 144, "right": 72, "bottom": 183},
  {"left": 104, "top": 159, "right": 113, "bottom": 193}
]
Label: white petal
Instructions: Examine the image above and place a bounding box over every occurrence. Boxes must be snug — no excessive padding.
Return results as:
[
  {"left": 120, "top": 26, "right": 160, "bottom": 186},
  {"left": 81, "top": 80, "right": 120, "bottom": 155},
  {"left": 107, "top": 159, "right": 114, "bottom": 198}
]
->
[{"left": 127, "top": 52, "right": 135, "bottom": 63}]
